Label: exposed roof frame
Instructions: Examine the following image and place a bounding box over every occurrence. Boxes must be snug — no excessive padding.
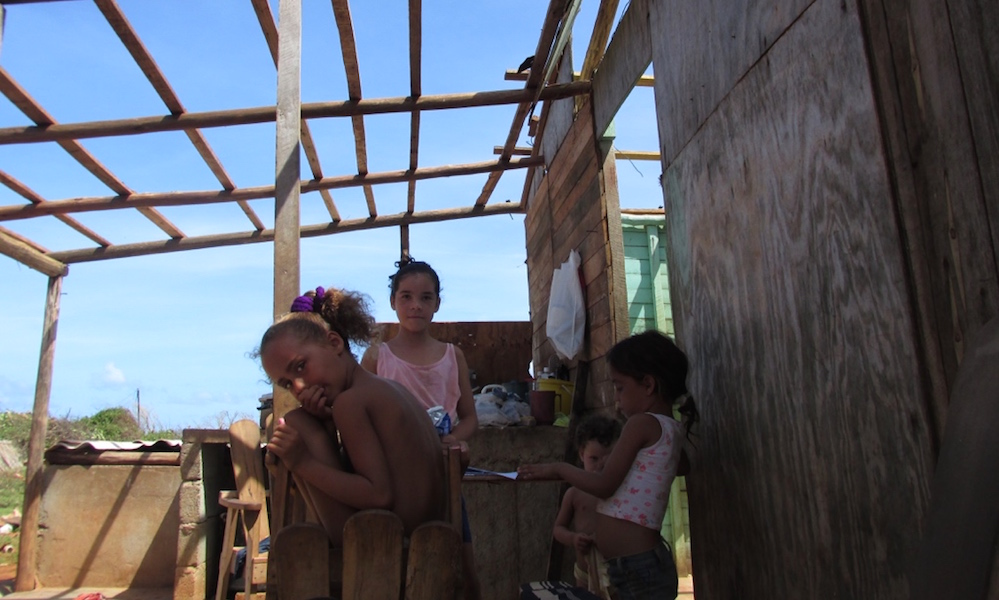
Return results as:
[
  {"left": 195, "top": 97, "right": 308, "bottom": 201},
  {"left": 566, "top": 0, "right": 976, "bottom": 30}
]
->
[{"left": 0, "top": 0, "right": 587, "bottom": 270}]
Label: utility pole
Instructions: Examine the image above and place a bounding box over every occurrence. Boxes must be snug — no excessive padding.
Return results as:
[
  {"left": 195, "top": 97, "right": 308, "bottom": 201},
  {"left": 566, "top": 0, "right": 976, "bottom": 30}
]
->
[{"left": 136, "top": 388, "right": 141, "bottom": 432}]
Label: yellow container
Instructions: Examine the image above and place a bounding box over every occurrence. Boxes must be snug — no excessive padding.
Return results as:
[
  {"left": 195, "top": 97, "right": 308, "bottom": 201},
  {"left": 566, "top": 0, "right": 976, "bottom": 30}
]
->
[{"left": 536, "top": 378, "right": 574, "bottom": 415}]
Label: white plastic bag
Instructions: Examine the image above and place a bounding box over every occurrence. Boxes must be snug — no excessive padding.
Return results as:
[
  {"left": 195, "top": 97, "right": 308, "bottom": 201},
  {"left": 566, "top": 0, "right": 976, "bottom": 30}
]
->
[{"left": 546, "top": 249, "right": 585, "bottom": 360}]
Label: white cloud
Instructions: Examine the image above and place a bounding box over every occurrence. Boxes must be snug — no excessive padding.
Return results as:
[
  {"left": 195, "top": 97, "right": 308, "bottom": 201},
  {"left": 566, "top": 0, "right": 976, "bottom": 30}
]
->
[{"left": 102, "top": 363, "right": 126, "bottom": 385}]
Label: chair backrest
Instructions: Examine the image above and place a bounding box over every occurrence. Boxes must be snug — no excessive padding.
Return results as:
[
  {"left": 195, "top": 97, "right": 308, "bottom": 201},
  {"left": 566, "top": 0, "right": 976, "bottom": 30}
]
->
[
  {"left": 229, "top": 419, "right": 270, "bottom": 540},
  {"left": 443, "top": 443, "right": 466, "bottom": 531}
]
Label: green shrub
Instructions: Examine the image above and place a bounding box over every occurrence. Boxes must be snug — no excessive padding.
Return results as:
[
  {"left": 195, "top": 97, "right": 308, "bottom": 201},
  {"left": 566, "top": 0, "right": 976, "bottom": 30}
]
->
[{"left": 77, "top": 408, "right": 142, "bottom": 441}]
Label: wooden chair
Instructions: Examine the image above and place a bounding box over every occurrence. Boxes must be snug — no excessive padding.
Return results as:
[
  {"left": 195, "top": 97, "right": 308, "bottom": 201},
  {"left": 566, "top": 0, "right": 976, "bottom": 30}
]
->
[
  {"left": 270, "top": 443, "right": 467, "bottom": 600},
  {"left": 216, "top": 419, "right": 270, "bottom": 600}
]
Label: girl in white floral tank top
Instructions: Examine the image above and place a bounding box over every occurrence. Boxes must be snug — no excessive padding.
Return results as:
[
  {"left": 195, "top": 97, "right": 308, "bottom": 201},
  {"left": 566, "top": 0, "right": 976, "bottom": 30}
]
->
[{"left": 519, "top": 331, "right": 699, "bottom": 600}]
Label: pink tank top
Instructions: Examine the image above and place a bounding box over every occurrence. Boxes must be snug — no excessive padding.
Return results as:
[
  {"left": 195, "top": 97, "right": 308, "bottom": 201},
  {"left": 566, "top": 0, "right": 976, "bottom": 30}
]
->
[
  {"left": 376, "top": 342, "right": 461, "bottom": 419},
  {"left": 596, "top": 413, "right": 681, "bottom": 530}
]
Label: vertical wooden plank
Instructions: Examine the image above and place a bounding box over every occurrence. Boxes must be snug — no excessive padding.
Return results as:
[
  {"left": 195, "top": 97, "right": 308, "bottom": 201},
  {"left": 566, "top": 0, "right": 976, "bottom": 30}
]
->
[
  {"left": 16, "top": 275, "right": 62, "bottom": 592},
  {"left": 591, "top": 0, "right": 651, "bottom": 139},
  {"left": 400, "top": 223, "right": 410, "bottom": 265},
  {"left": 274, "top": 0, "right": 302, "bottom": 323},
  {"left": 268, "top": 3, "right": 302, "bottom": 591},
  {"left": 273, "top": 0, "right": 302, "bottom": 423},
  {"left": 599, "top": 141, "right": 630, "bottom": 349},
  {"left": 645, "top": 224, "right": 669, "bottom": 333}
]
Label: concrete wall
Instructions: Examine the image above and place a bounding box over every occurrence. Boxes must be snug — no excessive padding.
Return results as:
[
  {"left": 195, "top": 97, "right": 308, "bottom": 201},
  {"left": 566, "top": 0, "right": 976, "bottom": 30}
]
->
[{"left": 37, "top": 463, "right": 180, "bottom": 588}]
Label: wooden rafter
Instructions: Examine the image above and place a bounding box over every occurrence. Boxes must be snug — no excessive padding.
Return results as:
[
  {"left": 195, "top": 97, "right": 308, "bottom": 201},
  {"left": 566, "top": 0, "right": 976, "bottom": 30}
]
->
[
  {"left": 579, "top": 0, "right": 620, "bottom": 82},
  {"left": 0, "top": 66, "right": 184, "bottom": 239},
  {"left": 250, "top": 0, "right": 341, "bottom": 222},
  {"left": 0, "top": 82, "right": 590, "bottom": 145},
  {"left": 505, "top": 69, "right": 654, "bottom": 87},
  {"left": 0, "top": 224, "right": 47, "bottom": 254},
  {"left": 49, "top": 202, "right": 521, "bottom": 265},
  {"left": 0, "top": 156, "right": 544, "bottom": 221},
  {"left": 96, "top": 0, "right": 265, "bottom": 231},
  {"left": 0, "top": 228, "right": 67, "bottom": 276},
  {"left": 497, "top": 147, "right": 660, "bottom": 161},
  {"left": 475, "top": 0, "right": 568, "bottom": 207},
  {"left": 331, "top": 0, "right": 377, "bottom": 217},
  {"left": 0, "top": 170, "right": 111, "bottom": 246}
]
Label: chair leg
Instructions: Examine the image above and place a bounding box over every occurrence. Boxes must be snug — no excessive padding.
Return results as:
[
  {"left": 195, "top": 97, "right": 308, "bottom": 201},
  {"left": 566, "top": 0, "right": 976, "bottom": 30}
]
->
[{"left": 216, "top": 508, "right": 238, "bottom": 600}]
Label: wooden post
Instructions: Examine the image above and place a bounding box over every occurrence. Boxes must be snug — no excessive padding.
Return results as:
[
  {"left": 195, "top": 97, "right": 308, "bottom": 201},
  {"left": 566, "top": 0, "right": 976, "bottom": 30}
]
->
[
  {"left": 400, "top": 224, "right": 410, "bottom": 265},
  {"left": 273, "top": 0, "right": 302, "bottom": 322},
  {"left": 268, "top": 0, "right": 301, "bottom": 572},
  {"left": 15, "top": 275, "right": 63, "bottom": 592}
]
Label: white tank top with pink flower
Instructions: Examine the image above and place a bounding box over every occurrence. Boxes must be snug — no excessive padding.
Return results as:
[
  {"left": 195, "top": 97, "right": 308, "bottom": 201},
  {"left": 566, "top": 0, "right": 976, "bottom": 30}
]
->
[{"left": 596, "top": 413, "right": 681, "bottom": 530}]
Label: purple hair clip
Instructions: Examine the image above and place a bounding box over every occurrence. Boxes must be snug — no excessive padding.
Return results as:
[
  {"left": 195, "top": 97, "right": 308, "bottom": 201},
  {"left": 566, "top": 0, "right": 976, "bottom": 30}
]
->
[{"left": 290, "top": 286, "right": 325, "bottom": 313}]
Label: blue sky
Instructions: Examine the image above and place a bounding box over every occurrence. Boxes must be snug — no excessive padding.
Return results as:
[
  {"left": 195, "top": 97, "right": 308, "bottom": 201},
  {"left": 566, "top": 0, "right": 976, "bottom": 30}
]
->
[{"left": 0, "top": 1, "right": 661, "bottom": 432}]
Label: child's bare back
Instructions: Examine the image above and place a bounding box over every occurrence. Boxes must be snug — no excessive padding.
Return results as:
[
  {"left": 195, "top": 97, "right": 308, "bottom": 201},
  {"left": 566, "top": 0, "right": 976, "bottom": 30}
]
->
[{"left": 337, "top": 372, "right": 446, "bottom": 532}]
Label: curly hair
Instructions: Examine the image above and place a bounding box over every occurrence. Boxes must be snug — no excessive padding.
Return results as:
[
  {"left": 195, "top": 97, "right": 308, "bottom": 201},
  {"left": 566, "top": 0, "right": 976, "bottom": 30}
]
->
[
  {"left": 574, "top": 413, "right": 623, "bottom": 449},
  {"left": 259, "top": 287, "right": 377, "bottom": 357}
]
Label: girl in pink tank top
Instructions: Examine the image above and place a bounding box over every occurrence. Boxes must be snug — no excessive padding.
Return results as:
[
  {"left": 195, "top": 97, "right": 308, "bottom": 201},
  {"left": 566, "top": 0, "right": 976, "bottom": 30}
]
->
[
  {"left": 359, "top": 259, "right": 482, "bottom": 600},
  {"left": 360, "top": 259, "right": 478, "bottom": 442}
]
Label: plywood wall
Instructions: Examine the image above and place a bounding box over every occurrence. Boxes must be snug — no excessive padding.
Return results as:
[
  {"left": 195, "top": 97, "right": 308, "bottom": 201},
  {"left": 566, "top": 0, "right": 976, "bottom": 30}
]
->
[
  {"left": 649, "top": 0, "right": 937, "bottom": 597},
  {"left": 637, "top": 0, "right": 999, "bottom": 595},
  {"left": 524, "top": 99, "right": 630, "bottom": 412}
]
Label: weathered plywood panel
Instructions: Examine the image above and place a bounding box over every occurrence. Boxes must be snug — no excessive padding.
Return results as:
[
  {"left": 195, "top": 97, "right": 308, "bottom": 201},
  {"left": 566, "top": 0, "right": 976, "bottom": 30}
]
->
[
  {"left": 652, "top": 0, "right": 813, "bottom": 165},
  {"left": 654, "top": 0, "right": 934, "bottom": 597}
]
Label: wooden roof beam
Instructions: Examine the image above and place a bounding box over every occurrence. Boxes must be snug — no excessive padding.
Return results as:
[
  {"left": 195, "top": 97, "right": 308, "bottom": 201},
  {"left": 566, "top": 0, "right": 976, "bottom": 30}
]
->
[
  {"left": 476, "top": 0, "right": 569, "bottom": 207},
  {"left": 0, "top": 66, "right": 184, "bottom": 239},
  {"left": 0, "top": 81, "right": 591, "bottom": 145},
  {"left": 614, "top": 150, "right": 660, "bottom": 161},
  {"left": 331, "top": 0, "right": 377, "bottom": 217},
  {"left": 49, "top": 202, "right": 523, "bottom": 265},
  {"left": 251, "top": 0, "right": 340, "bottom": 223},
  {"left": 578, "top": 0, "right": 621, "bottom": 82},
  {"left": 505, "top": 69, "right": 654, "bottom": 87},
  {"left": 0, "top": 170, "right": 111, "bottom": 246},
  {"left": 96, "top": 0, "right": 264, "bottom": 232},
  {"left": 0, "top": 228, "right": 68, "bottom": 277},
  {"left": 0, "top": 156, "right": 544, "bottom": 220}
]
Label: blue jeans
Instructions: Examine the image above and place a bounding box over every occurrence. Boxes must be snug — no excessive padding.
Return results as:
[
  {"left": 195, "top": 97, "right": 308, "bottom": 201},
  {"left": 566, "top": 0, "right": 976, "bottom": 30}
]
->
[{"left": 605, "top": 540, "right": 678, "bottom": 600}]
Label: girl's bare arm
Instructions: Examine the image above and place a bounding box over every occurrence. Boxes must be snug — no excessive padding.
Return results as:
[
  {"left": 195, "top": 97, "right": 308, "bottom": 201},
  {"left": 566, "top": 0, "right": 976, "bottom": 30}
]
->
[{"left": 519, "top": 414, "right": 660, "bottom": 498}]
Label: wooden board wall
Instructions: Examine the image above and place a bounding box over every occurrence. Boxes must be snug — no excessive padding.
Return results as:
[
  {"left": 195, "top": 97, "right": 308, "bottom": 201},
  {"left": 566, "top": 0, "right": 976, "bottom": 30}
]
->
[
  {"left": 525, "top": 99, "right": 629, "bottom": 412},
  {"left": 856, "top": 0, "right": 999, "bottom": 443},
  {"left": 649, "top": 0, "right": 935, "bottom": 597},
  {"left": 376, "top": 321, "right": 533, "bottom": 388}
]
